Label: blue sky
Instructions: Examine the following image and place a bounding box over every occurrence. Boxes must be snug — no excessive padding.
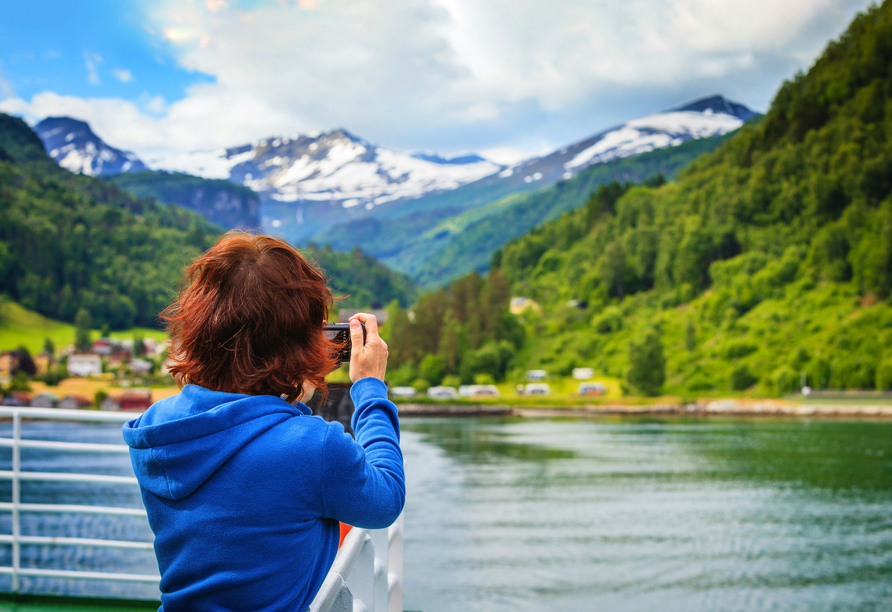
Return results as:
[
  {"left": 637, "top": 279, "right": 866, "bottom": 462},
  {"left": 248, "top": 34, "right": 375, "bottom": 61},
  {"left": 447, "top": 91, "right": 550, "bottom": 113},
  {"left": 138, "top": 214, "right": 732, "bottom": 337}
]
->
[
  {"left": 0, "top": 0, "right": 214, "bottom": 105},
  {"left": 0, "top": 0, "right": 876, "bottom": 164}
]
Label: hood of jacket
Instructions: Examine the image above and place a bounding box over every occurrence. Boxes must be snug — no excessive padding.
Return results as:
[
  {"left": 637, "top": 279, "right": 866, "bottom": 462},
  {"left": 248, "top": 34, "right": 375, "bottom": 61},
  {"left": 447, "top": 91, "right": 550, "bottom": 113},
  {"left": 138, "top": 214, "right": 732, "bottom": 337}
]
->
[{"left": 122, "top": 384, "right": 309, "bottom": 500}]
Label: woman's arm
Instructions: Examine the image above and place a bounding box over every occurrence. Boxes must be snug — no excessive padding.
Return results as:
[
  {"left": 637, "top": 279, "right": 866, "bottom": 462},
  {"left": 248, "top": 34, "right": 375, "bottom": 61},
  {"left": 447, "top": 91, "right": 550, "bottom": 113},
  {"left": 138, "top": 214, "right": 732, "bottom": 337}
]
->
[
  {"left": 320, "top": 378, "right": 404, "bottom": 528},
  {"left": 319, "top": 313, "right": 404, "bottom": 528}
]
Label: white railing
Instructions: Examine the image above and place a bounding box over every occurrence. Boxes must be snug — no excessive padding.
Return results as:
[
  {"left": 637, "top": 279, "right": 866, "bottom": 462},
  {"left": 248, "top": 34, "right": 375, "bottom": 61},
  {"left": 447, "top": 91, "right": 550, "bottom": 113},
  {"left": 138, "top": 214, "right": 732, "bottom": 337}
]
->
[
  {"left": 309, "top": 516, "right": 404, "bottom": 612},
  {"left": 0, "top": 406, "right": 159, "bottom": 592},
  {"left": 0, "top": 406, "right": 404, "bottom": 612}
]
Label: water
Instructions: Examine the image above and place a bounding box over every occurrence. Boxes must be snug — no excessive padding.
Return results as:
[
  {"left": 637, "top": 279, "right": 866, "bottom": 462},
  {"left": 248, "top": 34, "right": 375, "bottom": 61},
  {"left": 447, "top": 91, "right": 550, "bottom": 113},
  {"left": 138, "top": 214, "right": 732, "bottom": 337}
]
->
[
  {"left": 400, "top": 417, "right": 892, "bottom": 612},
  {"left": 0, "top": 417, "right": 890, "bottom": 610}
]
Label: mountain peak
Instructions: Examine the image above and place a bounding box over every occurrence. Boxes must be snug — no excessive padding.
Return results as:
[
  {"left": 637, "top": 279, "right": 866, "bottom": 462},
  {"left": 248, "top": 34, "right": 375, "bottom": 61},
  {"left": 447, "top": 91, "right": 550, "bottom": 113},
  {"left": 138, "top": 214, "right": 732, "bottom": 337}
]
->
[
  {"left": 411, "top": 152, "right": 488, "bottom": 165},
  {"left": 34, "top": 116, "right": 146, "bottom": 176},
  {"left": 671, "top": 95, "right": 758, "bottom": 121}
]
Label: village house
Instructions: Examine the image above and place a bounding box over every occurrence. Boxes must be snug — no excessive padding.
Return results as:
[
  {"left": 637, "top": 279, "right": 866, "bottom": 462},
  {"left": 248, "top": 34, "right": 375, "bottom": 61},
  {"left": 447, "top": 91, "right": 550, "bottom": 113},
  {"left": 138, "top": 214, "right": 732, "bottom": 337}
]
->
[
  {"left": 58, "top": 395, "right": 92, "bottom": 410},
  {"left": 101, "top": 389, "right": 153, "bottom": 411},
  {"left": 34, "top": 351, "right": 54, "bottom": 374},
  {"left": 510, "top": 297, "right": 540, "bottom": 315},
  {"left": 67, "top": 354, "right": 102, "bottom": 377},
  {"left": 92, "top": 339, "right": 114, "bottom": 356},
  {"left": 1, "top": 392, "right": 32, "bottom": 407},
  {"left": 30, "top": 393, "right": 58, "bottom": 408},
  {"left": 130, "top": 358, "right": 152, "bottom": 376},
  {"left": 578, "top": 382, "right": 607, "bottom": 396},
  {"left": 572, "top": 367, "right": 595, "bottom": 380},
  {"left": 0, "top": 352, "right": 20, "bottom": 377}
]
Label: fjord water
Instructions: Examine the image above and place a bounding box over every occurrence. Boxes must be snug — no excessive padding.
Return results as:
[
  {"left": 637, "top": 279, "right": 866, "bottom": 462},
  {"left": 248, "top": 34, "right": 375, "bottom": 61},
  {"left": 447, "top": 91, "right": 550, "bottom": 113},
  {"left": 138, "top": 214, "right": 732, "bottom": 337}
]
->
[
  {"left": 400, "top": 417, "right": 892, "bottom": 612},
  {"left": 0, "top": 417, "right": 889, "bottom": 610}
]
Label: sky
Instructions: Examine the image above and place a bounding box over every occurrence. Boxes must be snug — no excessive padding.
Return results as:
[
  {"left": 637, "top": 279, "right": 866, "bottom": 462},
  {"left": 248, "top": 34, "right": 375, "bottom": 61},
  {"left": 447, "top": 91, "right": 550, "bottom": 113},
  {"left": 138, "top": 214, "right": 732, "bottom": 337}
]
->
[{"left": 0, "top": 0, "right": 877, "bottom": 165}]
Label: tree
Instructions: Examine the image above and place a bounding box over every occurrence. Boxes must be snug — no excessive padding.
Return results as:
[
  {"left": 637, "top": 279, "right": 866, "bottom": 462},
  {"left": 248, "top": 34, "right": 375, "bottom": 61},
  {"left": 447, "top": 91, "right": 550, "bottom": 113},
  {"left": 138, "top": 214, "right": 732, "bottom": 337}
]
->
[
  {"left": 75, "top": 308, "right": 92, "bottom": 352},
  {"left": 133, "top": 331, "right": 146, "bottom": 357},
  {"left": 685, "top": 319, "right": 697, "bottom": 352},
  {"left": 43, "top": 337, "right": 55, "bottom": 356},
  {"left": 627, "top": 326, "right": 666, "bottom": 396},
  {"left": 730, "top": 365, "right": 758, "bottom": 391},
  {"left": 13, "top": 346, "right": 36, "bottom": 377},
  {"left": 419, "top": 354, "right": 446, "bottom": 386}
]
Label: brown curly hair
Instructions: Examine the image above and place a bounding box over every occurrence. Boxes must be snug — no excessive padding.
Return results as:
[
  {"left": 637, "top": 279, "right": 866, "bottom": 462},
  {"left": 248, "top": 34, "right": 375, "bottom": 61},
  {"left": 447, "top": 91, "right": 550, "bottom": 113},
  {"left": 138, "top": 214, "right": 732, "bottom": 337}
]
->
[{"left": 162, "top": 231, "right": 340, "bottom": 404}]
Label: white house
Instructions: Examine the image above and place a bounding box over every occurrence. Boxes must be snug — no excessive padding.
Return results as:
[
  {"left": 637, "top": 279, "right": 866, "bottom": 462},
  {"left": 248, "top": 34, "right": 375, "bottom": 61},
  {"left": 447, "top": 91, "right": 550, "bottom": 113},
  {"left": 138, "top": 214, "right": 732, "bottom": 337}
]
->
[
  {"left": 525, "top": 370, "right": 548, "bottom": 381},
  {"left": 130, "top": 358, "right": 152, "bottom": 376},
  {"left": 67, "top": 354, "right": 102, "bottom": 377},
  {"left": 389, "top": 386, "right": 417, "bottom": 398},
  {"left": 572, "top": 367, "right": 595, "bottom": 380},
  {"left": 428, "top": 386, "right": 458, "bottom": 400},
  {"left": 467, "top": 384, "right": 500, "bottom": 397},
  {"left": 524, "top": 383, "right": 551, "bottom": 395}
]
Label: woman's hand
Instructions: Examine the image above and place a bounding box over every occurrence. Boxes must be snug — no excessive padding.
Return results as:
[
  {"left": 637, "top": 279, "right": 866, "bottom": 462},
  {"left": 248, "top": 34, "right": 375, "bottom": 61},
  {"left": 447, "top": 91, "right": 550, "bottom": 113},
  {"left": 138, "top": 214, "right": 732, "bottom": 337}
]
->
[{"left": 348, "top": 313, "right": 388, "bottom": 382}]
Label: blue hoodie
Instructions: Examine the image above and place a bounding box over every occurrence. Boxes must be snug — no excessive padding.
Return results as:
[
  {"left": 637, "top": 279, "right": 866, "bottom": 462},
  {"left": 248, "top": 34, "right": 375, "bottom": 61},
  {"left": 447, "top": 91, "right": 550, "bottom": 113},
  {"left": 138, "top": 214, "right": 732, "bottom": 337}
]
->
[{"left": 122, "top": 377, "right": 404, "bottom": 612}]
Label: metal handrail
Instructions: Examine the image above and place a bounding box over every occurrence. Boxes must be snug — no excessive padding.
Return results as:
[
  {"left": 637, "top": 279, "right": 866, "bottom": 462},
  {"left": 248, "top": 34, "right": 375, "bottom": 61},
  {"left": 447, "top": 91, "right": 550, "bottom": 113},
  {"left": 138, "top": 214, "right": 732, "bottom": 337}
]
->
[
  {"left": 0, "top": 407, "right": 159, "bottom": 591},
  {"left": 0, "top": 406, "right": 404, "bottom": 611},
  {"left": 309, "top": 516, "right": 404, "bottom": 612}
]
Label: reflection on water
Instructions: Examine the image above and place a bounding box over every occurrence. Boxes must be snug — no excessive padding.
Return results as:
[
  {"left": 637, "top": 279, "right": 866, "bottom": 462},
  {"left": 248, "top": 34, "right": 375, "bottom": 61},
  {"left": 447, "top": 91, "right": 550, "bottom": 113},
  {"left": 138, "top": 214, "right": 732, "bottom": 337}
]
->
[
  {"left": 0, "top": 421, "right": 159, "bottom": 600},
  {"left": 0, "top": 417, "right": 889, "bottom": 610},
  {"left": 401, "top": 417, "right": 892, "bottom": 612}
]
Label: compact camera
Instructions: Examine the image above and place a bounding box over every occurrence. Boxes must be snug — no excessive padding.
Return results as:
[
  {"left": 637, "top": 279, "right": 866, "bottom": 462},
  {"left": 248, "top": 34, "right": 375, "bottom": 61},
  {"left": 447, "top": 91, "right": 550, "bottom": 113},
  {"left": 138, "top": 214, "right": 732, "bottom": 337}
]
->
[{"left": 323, "top": 322, "right": 367, "bottom": 363}]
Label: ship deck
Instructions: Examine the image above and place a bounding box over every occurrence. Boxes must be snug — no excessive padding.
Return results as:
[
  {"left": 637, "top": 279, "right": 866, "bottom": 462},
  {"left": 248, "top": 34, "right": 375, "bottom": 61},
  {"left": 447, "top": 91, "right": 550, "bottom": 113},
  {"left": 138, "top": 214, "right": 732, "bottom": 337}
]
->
[{"left": 0, "top": 593, "right": 159, "bottom": 611}]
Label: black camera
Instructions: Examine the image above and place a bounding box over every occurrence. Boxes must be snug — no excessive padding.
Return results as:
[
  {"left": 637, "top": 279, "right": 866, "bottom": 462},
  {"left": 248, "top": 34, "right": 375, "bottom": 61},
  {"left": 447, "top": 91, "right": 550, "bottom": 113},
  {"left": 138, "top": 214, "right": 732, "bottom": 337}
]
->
[{"left": 323, "top": 322, "right": 367, "bottom": 363}]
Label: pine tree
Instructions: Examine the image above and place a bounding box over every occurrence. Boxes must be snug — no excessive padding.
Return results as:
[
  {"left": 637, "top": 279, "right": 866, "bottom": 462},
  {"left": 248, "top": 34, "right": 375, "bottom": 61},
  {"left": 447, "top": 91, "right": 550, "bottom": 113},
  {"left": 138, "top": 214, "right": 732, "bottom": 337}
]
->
[
  {"left": 74, "top": 308, "right": 92, "bottom": 353},
  {"left": 627, "top": 326, "right": 666, "bottom": 396}
]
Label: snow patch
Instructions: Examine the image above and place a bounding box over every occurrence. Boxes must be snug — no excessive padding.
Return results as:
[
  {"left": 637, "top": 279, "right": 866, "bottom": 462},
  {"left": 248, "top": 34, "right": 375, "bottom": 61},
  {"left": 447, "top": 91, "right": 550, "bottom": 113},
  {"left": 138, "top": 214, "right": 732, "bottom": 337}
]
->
[{"left": 565, "top": 110, "right": 743, "bottom": 171}]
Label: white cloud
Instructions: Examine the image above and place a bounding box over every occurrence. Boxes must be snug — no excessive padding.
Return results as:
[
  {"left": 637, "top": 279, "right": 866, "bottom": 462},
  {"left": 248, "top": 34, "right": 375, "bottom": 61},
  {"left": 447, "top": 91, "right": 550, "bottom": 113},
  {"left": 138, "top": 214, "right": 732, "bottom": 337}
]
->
[
  {"left": 84, "top": 52, "right": 102, "bottom": 85},
  {"left": 112, "top": 68, "right": 134, "bottom": 83},
  {"left": 1, "top": 0, "right": 875, "bottom": 160},
  {"left": 0, "top": 67, "right": 15, "bottom": 99}
]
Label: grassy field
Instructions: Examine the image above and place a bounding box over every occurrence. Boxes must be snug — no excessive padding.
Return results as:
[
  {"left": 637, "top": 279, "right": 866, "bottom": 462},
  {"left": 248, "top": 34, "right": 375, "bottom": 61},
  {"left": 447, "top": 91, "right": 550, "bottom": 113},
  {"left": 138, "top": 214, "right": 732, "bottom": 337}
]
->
[{"left": 0, "top": 301, "right": 167, "bottom": 355}]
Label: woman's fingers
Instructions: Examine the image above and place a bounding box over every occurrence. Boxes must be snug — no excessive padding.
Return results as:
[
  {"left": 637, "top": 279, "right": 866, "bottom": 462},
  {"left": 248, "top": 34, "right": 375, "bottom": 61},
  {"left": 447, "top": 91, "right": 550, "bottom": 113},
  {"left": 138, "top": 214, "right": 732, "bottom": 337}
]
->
[
  {"left": 349, "top": 312, "right": 378, "bottom": 338},
  {"left": 348, "top": 313, "right": 388, "bottom": 382}
]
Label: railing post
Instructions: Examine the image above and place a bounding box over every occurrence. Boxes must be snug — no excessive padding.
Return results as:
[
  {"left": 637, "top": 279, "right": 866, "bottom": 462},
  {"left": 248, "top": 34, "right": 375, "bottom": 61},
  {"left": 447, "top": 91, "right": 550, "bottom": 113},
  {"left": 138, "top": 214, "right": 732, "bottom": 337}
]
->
[
  {"left": 370, "top": 527, "right": 389, "bottom": 612},
  {"left": 344, "top": 533, "right": 375, "bottom": 611},
  {"left": 387, "top": 516, "right": 403, "bottom": 612},
  {"left": 11, "top": 411, "right": 21, "bottom": 593}
]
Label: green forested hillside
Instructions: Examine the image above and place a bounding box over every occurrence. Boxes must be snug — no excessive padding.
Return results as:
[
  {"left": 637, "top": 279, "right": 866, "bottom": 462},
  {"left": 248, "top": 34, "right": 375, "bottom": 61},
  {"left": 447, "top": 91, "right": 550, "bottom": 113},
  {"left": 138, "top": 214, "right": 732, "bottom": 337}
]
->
[
  {"left": 0, "top": 113, "right": 221, "bottom": 329},
  {"left": 313, "top": 132, "right": 736, "bottom": 285},
  {"left": 387, "top": 0, "right": 892, "bottom": 394},
  {"left": 301, "top": 244, "right": 418, "bottom": 309},
  {"left": 0, "top": 114, "right": 418, "bottom": 331},
  {"left": 106, "top": 170, "right": 261, "bottom": 230}
]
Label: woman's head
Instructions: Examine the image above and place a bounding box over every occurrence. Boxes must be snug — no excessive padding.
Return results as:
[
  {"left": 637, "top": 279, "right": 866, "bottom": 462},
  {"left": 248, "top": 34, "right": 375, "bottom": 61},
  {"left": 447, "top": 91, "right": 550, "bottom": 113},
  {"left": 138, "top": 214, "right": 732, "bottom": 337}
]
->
[{"left": 162, "top": 231, "right": 338, "bottom": 403}]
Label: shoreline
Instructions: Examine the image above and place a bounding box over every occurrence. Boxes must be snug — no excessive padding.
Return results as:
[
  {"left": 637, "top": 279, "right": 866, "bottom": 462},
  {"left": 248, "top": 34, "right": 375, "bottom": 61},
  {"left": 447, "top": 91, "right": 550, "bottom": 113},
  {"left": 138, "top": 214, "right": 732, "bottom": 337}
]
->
[{"left": 397, "top": 399, "right": 892, "bottom": 419}]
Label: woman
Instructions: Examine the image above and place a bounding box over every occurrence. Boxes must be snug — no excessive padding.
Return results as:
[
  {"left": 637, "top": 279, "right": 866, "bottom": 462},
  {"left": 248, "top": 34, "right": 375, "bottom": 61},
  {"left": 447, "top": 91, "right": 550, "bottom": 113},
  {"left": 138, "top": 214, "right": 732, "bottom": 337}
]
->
[{"left": 123, "top": 232, "right": 404, "bottom": 612}]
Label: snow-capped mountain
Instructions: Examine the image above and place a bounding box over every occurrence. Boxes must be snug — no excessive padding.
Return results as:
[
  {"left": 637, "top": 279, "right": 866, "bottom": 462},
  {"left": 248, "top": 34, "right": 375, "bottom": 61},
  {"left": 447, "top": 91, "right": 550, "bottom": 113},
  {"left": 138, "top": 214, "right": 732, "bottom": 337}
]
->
[
  {"left": 34, "top": 117, "right": 146, "bottom": 176},
  {"left": 562, "top": 95, "right": 755, "bottom": 171},
  {"left": 497, "top": 95, "right": 755, "bottom": 187},
  {"left": 150, "top": 130, "right": 502, "bottom": 211}
]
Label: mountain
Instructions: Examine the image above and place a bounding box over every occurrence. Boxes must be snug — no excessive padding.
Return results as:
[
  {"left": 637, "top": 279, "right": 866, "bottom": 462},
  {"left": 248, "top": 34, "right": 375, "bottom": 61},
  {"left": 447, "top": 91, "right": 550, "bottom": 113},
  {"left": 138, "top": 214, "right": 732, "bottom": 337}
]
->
[
  {"left": 363, "top": 94, "right": 755, "bottom": 225},
  {"left": 34, "top": 117, "right": 147, "bottom": 176},
  {"left": 104, "top": 171, "right": 261, "bottom": 230},
  {"left": 486, "top": 94, "right": 753, "bottom": 190},
  {"left": 410, "top": 133, "right": 737, "bottom": 286},
  {"left": 385, "top": 0, "right": 892, "bottom": 394},
  {"left": 312, "top": 96, "right": 755, "bottom": 284},
  {"left": 0, "top": 112, "right": 220, "bottom": 330},
  {"left": 149, "top": 129, "right": 502, "bottom": 237},
  {"left": 0, "top": 113, "right": 418, "bottom": 330},
  {"left": 32, "top": 117, "right": 260, "bottom": 229}
]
